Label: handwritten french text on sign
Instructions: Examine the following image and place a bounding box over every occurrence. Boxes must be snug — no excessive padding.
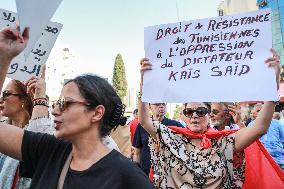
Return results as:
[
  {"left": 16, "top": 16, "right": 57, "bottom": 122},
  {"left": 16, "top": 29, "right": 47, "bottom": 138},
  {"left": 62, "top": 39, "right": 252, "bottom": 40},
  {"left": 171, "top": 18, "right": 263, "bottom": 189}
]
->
[
  {"left": 143, "top": 9, "right": 278, "bottom": 103},
  {"left": 0, "top": 8, "right": 62, "bottom": 81}
]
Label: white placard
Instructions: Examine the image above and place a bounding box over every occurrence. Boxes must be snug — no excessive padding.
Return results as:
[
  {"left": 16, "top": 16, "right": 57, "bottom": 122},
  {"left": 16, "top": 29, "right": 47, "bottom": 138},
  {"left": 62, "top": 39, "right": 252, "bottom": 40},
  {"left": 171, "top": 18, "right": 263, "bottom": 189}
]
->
[
  {"left": 0, "top": 8, "right": 62, "bottom": 81},
  {"left": 143, "top": 9, "right": 278, "bottom": 103},
  {"left": 15, "top": 0, "right": 63, "bottom": 59}
]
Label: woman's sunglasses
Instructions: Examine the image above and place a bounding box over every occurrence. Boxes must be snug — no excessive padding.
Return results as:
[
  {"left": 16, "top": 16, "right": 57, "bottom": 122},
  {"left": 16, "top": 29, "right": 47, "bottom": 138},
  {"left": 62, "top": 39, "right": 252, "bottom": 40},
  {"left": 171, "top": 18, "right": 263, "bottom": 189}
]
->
[
  {"left": 183, "top": 107, "right": 209, "bottom": 118},
  {"left": 1, "top": 91, "right": 24, "bottom": 101},
  {"left": 52, "top": 97, "right": 91, "bottom": 112}
]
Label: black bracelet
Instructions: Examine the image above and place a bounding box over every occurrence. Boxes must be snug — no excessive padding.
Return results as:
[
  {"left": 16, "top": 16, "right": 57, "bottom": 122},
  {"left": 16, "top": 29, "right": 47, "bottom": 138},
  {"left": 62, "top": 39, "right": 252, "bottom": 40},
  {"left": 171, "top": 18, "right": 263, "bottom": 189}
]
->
[{"left": 33, "top": 98, "right": 49, "bottom": 107}]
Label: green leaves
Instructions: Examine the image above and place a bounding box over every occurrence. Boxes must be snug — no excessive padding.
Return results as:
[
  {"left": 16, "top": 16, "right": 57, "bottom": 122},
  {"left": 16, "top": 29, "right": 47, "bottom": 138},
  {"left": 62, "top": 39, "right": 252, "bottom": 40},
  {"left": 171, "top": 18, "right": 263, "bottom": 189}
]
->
[{"left": 112, "top": 54, "right": 128, "bottom": 102}]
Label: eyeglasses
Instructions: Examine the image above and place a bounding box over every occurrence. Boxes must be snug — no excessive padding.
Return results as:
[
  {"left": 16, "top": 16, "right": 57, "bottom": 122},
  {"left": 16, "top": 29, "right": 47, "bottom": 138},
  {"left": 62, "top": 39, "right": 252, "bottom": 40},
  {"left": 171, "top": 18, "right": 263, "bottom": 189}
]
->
[
  {"left": 1, "top": 91, "right": 24, "bottom": 101},
  {"left": 151, "top": 103, "right": 166, "bottom": 106},
  {"left": 183, "top": 107, "right": 209, "bottom": 118},
  {"left": 210, "top": 109, "right": 228, "bottom": 115},
  {"left": 52, "top": 97, "right": 91, "bottom": 112}
]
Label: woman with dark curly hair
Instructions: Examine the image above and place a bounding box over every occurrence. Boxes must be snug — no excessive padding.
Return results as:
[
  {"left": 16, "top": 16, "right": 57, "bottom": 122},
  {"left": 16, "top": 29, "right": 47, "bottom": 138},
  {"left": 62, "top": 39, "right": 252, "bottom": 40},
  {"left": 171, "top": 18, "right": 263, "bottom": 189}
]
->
[{"left": 0, "top": 27, "right": 154, "bottom": 189}]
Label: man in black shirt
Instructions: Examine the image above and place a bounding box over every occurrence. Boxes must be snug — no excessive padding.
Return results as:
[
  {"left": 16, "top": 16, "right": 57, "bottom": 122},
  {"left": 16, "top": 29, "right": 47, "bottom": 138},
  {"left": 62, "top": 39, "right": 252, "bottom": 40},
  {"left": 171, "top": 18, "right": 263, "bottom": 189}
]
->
[{"left": 132, "top": 103, "right": 183, "bottom": 175}]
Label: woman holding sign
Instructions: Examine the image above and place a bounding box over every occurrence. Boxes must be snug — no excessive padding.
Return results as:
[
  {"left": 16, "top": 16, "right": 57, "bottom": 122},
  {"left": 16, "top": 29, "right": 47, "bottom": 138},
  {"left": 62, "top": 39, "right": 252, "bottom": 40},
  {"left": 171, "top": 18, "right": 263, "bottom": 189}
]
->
[
  {"left": 0, "top": 69, "right": 55, "bottom": 189},
  {"left": 0, "top": 27, "right": 154, "bottom": 189},
  {"left": 138, "top": 52, "right": 282, "bottom": 188}
]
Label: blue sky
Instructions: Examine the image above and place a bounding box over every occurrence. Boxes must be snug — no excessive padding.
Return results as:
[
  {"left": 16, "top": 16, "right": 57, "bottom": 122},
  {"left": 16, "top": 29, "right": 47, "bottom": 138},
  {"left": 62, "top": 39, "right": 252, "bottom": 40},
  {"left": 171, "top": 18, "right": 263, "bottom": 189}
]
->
[{"left": 0, "top": 0, "right": 220, "bottom": 86}]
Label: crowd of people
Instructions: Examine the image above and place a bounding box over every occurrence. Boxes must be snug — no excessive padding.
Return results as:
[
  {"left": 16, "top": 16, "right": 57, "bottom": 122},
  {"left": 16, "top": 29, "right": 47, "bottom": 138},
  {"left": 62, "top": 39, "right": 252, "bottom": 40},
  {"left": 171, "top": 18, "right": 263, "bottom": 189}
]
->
[
  {"left": 0, "top": 27, "right": 153, "bottom": 189},
  {"left": 0, "top": 26, "right": 283, "bottom": 189}
]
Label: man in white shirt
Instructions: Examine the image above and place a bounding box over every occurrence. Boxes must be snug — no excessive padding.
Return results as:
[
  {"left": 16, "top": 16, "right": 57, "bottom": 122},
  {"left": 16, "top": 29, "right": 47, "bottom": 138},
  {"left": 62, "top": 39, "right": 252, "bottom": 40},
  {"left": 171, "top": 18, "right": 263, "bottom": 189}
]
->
[{"left": 210, "top": 102, "right": 245, "bottom": 130}]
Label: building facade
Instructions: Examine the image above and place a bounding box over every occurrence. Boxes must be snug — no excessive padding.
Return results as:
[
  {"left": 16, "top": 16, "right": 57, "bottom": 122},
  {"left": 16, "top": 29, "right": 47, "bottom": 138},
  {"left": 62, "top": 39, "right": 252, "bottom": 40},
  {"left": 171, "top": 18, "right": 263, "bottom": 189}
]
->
[
  {"left": 257, "top": 0, "right": 284, "bottom": 79},
  {"left": 125, "top": 87, "right": 139, "bottom": 115},
  {"left": 218, "top": 0, "right": 258, "bottom": 16},
  {"left": 218, "top": 0, "right": 284, "bottom": 73},
  {"left": 46, "top": 46, "right": 78, "bottom": 102}
]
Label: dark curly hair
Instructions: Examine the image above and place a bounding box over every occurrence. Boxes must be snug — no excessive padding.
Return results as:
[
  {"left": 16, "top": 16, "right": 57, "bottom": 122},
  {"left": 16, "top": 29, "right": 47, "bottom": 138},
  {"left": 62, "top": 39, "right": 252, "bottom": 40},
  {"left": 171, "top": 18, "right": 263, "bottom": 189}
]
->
[{"left": 65, "top": 74, "right": 126, "bottom": 137}]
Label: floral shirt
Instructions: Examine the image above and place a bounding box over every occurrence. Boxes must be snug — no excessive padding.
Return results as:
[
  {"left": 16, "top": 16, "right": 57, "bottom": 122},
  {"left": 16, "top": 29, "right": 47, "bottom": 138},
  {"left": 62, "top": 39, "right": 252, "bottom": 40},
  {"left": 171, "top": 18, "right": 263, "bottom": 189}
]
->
[{"left": 149, "top": 122, "right": 245, "bottom": 189}]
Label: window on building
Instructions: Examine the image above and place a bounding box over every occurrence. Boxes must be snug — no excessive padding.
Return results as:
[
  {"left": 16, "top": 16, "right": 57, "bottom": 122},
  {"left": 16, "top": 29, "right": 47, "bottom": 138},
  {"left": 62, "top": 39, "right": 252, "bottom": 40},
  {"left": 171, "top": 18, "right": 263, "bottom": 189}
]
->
[
  {"left": 279, "top": 0, "right": 284, "bottom": 8},
  {"left": 280, "top": 6, "right": 284, "bottom": 19},
  {"left": 270, "top": 0, "right": 279, "bottom": 10},
  {"left": 218, "top": 9, "right": 224, "bottom": 16},
  {"left": 227, "top": 0, "right": 231, "bottom": 6},
  {"left": 258, "top": 0, "right": 268, "bottom": 8},
  {"left": 281, "top": 18, "right": 284, "bottom": 32}
]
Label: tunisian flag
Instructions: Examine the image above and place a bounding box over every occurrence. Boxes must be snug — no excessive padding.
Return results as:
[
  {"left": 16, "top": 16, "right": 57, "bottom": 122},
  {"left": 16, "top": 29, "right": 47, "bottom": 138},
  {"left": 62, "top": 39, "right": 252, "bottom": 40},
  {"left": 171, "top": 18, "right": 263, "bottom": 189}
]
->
[
  {"left": 243, "top": 140, "right": 284, "bottom": 188},
  {"left": 150, "top": 127, "right": 284, "bottom": 188}
]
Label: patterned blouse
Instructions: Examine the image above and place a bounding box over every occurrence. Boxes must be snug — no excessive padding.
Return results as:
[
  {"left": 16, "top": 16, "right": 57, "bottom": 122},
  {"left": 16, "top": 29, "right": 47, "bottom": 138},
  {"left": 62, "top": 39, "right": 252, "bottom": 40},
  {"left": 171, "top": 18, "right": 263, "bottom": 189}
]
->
[{"left": 149, "top": 122, "right": 245, "bottom": 189}]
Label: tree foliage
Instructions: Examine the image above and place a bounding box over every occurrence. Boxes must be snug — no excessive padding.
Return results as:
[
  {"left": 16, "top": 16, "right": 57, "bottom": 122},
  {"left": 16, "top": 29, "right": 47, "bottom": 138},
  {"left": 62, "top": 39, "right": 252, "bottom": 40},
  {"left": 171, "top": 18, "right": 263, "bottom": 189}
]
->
[
  {"left": 173, "top": 104, "right": 181, "bottom": 120},
  {"left": 112, "top": 54, "right": 128, "bottom": 101}
]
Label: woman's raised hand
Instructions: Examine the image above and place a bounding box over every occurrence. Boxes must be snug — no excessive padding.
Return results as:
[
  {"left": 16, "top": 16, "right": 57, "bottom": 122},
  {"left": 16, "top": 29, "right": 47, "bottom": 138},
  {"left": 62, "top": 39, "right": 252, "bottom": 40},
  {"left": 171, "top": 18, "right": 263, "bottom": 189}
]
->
[
  {"left": 265, "top": 48, "right": 281, "bottom": 90},
  {"left": 0, "top": 26, "right": 29, "bottom": 62},
  {"left": 26, "top": 65, "right": 46, "bottom": 99},
  {"left": 139, "top": 58, "right": 152, "bottom": 85}
]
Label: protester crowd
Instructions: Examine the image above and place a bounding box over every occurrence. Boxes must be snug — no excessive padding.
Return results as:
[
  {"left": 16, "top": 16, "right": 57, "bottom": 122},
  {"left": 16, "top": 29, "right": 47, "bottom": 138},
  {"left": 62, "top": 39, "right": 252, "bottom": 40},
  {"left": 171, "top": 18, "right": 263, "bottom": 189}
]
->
[{"left": 0, "top": 26, "right": 283, "bottom": 189}]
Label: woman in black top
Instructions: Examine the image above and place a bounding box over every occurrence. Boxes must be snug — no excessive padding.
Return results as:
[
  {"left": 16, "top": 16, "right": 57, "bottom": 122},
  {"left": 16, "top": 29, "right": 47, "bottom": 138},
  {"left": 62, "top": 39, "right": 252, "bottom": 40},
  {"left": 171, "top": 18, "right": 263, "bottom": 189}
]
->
[{"left": 0, "top": 27, "right": 154, "bottom": 189}]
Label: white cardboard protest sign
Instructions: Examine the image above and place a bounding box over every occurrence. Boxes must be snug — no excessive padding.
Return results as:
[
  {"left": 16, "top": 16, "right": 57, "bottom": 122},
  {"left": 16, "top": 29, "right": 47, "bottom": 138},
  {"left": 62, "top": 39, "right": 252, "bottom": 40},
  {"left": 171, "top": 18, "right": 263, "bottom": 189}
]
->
[
  {"left": 0, "top": 8, "right": 62, "bottom": 81},
  {"left": 15, "top": 0, "right": 63, "bottom": 59},
  {"left": 143, "top": 9, "right": 278, "bottom": 103}
]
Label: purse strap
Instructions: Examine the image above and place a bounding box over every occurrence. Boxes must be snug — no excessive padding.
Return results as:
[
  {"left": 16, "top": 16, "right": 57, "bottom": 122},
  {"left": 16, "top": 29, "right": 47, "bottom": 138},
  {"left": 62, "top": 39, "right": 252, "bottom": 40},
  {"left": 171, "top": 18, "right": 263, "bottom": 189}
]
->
[{"left": 57, "top": 153, "right": 72, "bottom": 189}]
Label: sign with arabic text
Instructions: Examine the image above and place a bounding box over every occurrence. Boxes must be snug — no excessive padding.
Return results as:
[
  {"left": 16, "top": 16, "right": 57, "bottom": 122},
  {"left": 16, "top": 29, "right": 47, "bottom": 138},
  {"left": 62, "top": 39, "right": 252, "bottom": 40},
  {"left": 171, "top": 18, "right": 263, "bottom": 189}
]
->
[
  {"left": 143, "top": 9, "right": 278, "bottom": 103},
  {"left": 16, "top": 0, "right": 63, "bottom": 59},
  {"left": 0, "top": 8, "right": 62, "bottom": 81}
]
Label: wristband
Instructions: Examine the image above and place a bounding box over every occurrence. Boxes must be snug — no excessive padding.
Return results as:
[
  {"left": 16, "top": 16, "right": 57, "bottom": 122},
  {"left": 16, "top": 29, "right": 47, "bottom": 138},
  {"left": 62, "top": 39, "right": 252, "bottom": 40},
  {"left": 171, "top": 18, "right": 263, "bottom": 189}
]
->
[{"left": 33, "top": 98, "right": 49, "bottom": 107}]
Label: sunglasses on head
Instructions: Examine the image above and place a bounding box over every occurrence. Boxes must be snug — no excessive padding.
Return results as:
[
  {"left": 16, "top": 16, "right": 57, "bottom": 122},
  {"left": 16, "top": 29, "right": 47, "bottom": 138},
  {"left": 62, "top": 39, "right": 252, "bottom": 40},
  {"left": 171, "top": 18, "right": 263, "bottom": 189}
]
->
[
  {"left": 52, "top": 97, "right": 91, "bottom": 112},
  {"left": 1, "top": 91, "right": 24, "bottom": 101},
  {"left": 183, "top": 107, "right": 209, "bottom": 118}
]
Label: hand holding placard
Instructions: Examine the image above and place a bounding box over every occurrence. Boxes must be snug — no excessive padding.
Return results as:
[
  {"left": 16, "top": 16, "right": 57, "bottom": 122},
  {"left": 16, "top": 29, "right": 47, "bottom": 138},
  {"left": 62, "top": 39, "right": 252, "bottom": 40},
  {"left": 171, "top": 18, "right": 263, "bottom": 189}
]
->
[
  {"left": 0, "top": 8, "right": 62, "bottom": 81},
  {"left": 143, "top": 9, "right": 278, "bottom": 103},
  {"left": 0, "top": 26, "right": 29, "bottom": 62},
  {"left": 15, "top": 0, "right": 63, "bottom": 59}
]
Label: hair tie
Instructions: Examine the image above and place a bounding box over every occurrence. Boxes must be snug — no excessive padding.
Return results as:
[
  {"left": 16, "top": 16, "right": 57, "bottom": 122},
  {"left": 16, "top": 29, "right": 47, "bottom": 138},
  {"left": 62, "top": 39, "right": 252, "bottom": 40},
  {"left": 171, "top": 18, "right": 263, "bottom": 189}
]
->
[{"left": 109, "top": 103, "right": 126, "bottom": 127}]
